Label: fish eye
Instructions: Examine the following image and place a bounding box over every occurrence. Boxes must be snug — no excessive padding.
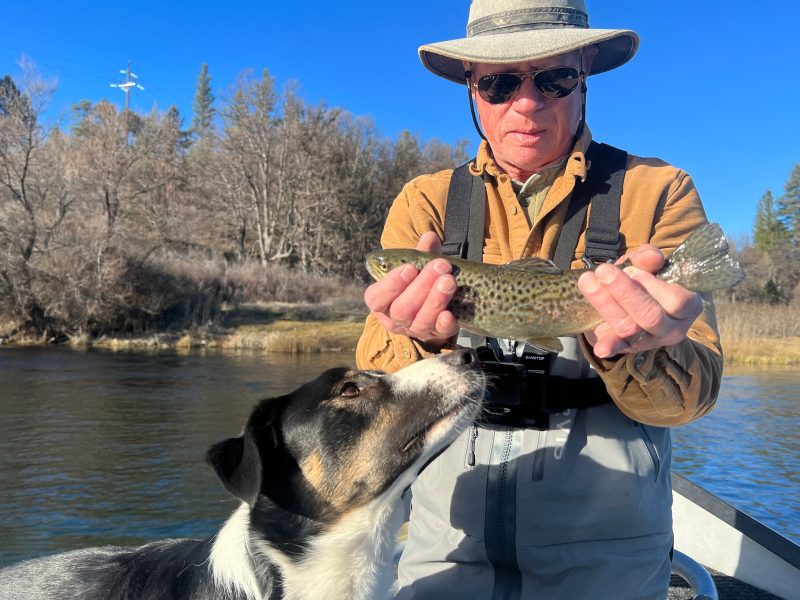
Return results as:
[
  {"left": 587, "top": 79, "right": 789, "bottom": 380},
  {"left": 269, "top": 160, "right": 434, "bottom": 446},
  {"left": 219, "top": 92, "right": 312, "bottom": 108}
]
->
[
  {"left": 339, "top": 383, "right": 360, "bottom": 398},
  {"left": 380, "top": 262, "right": 389, "bottom": 271}
]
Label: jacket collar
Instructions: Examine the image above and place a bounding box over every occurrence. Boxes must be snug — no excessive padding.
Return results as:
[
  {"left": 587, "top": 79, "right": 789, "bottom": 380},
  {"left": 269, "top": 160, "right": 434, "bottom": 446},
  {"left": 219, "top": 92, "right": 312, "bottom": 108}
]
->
[{"left": 469, "top": 126, "right": 593, "bottom": 182}]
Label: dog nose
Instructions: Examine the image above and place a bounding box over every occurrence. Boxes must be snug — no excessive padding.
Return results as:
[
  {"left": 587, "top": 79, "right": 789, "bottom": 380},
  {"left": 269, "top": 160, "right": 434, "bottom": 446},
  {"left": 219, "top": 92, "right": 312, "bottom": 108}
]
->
[{"left": 443, "top": 348, "right": 478, "bottom": 367}]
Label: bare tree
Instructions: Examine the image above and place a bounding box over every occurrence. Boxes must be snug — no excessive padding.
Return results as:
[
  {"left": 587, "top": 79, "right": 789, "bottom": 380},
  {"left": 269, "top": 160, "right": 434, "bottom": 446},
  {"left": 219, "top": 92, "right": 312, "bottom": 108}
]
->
[
  {"left": 219, "top": 69, "right": 290, "bottom": 265},
  {"left": 0, "top": 58, "right": 61, "bottom": 334},
  {"left": 0, "top": 62, "right": 471, "bottom": 339}
]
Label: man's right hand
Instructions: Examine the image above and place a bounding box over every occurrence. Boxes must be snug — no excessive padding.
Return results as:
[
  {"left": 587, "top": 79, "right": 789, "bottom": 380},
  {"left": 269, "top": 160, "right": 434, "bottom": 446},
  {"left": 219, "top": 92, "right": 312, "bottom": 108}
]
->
[{"left": 363, "top": 232, "right": 460, "bottom": 351}]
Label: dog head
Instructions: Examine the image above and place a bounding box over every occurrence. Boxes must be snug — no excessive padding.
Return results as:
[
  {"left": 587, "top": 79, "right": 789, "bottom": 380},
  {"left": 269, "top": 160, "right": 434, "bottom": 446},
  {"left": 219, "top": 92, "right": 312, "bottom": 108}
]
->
[{"left": 206, "top": 350, "right": 484, "bottom": 520}]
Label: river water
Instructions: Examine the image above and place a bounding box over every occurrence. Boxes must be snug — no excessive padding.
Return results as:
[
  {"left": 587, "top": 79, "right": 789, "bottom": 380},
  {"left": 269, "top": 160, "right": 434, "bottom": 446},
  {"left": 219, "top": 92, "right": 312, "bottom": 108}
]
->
[{"left": 0, "top": 347, "right": 797, "bottom": 568}]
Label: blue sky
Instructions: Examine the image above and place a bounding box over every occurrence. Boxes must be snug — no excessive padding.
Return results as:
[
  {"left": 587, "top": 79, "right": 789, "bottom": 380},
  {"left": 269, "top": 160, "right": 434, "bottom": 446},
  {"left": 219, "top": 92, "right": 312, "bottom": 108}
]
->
[{"left": 2, "top": 1, "right": 798, "bottom": 239}]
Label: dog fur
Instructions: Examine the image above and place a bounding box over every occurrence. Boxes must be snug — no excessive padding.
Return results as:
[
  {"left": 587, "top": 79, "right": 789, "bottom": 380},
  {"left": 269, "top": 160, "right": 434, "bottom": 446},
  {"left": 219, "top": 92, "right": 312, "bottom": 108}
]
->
[{"left": 0, "top": 350, "right": 484, "bottom": 600}]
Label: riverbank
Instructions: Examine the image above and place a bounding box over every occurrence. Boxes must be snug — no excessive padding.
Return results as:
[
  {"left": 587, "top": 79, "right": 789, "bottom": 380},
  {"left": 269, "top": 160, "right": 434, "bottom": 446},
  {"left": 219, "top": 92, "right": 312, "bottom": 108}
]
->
[
  {"left": 68, "top": 302, "right": 800, "bottom": 365},
  {"left": 90, "top": 302, "right": 369, "bottom": 354},
  {"left": 1, "top": 302, "right": 368, "bottom": 355},
  {"left": 3, "top": 301, "right": 800, "bottom": 365}
]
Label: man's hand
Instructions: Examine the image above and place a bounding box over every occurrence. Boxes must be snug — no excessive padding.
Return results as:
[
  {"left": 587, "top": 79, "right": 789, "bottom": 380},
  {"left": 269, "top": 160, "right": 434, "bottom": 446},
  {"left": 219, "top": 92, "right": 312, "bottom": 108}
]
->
[
  {"left": 363, "top": 232, "right": 460, "bottom": 351},
  {"left": 577, "top": 244, "right": 704, "bottom": 359}
]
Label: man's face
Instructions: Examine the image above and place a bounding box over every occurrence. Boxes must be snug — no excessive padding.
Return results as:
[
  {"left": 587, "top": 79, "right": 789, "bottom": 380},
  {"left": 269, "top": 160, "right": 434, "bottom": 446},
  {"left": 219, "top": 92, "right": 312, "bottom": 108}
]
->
[{"left": 471, "top": 51, "right": 587, "bottom": 181}]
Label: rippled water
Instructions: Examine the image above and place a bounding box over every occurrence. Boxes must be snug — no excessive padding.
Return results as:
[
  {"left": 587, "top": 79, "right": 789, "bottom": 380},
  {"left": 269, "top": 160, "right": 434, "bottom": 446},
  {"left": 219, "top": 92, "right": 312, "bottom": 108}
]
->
[
  {"left": 0, "top": 348, "right": 797, "bottom": 569},
  {"left": 671, "top": 364, "right": 800, "bottom": 545},
  {"left": 0, "top": 346, "right": 353, "bottom": 566}
]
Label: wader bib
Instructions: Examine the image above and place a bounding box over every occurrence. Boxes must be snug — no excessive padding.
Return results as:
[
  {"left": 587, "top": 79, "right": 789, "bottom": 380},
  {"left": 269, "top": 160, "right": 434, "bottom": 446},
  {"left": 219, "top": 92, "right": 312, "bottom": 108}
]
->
[{"left": 395, "top": 143, "right": 674, "bottom": 600}]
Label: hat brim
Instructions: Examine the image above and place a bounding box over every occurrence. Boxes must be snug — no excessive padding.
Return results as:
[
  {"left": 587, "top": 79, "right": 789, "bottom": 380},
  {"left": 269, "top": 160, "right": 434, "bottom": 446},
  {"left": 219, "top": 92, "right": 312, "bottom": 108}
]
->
[{"left": 419, "top": 28, "right": 639, "bottom": 84}]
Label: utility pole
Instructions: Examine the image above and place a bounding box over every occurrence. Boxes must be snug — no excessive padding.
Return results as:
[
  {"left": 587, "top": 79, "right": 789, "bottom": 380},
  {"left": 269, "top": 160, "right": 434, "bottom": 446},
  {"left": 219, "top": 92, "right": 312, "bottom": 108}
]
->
[{"left": 110, "top": 62, "right": 145, "bottom": 139}]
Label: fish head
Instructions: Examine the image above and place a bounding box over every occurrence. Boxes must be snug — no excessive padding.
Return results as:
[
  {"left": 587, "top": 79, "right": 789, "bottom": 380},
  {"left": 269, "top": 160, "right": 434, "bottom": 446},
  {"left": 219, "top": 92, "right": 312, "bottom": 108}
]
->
[{"left": 364, "top": 249, "right": 433, "bottom": 282}]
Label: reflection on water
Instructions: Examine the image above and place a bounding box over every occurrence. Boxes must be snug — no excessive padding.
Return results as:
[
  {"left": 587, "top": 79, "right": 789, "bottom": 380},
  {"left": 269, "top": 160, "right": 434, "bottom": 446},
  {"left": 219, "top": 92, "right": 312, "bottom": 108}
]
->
[
  {"left": 671, "top": 364, "right": 800, "bottom": 545},
  {"left": 0, "top": 349, "right": 797, "bottom": 569}
]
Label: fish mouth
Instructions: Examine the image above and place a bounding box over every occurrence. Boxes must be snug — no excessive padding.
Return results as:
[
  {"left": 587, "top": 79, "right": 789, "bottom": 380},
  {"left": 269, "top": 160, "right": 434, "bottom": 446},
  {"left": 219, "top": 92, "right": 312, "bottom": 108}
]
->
[{"left": 364, "top": 256, "right": 385, "bottom": 281}]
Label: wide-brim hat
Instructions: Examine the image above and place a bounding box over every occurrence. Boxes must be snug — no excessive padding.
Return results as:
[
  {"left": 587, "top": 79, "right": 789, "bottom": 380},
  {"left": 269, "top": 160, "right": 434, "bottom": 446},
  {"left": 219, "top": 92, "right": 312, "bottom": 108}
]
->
[{"left": 419, "top": 0, "right": 639, "bottom": 84}]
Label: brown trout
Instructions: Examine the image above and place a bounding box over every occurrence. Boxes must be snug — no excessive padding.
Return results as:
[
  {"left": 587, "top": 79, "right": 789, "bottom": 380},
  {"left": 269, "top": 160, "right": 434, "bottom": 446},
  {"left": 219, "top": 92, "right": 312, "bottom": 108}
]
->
[{"left": 365, "top": 222, "right": 745, "bottom": 352}]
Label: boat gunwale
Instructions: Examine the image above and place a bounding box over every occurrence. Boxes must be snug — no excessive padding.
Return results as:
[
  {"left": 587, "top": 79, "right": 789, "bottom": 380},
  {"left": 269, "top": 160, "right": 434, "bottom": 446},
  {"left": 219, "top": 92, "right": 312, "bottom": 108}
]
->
[{"left": 672, "top": 472, "right": 800, "bottom": 569}]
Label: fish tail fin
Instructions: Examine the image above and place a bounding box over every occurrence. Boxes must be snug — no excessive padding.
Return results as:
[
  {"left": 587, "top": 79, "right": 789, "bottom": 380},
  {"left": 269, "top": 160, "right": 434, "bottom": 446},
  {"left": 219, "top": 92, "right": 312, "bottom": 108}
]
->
[{"left": 659, "top": 223, "right": 746, "bottom": 293}]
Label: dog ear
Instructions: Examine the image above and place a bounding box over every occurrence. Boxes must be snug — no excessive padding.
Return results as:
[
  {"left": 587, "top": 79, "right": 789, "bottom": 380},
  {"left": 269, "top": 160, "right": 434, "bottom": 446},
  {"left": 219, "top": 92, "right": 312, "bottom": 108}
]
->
[{"left": 207, "top": 431, "right": 263, "bottom": 507}]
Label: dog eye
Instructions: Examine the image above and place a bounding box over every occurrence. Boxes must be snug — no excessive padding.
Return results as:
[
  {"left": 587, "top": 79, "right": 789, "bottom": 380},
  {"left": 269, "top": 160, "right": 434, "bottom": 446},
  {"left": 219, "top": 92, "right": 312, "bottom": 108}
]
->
[{"left": 339, "top": 383, "right": 360, "bottom": 398}]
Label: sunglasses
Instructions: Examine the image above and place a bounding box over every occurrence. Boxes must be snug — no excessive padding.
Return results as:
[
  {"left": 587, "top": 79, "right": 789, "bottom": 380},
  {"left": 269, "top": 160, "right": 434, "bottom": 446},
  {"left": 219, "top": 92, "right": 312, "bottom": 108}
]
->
[{"left": 471, "top": 67, "right": 583, "bottom": 104}]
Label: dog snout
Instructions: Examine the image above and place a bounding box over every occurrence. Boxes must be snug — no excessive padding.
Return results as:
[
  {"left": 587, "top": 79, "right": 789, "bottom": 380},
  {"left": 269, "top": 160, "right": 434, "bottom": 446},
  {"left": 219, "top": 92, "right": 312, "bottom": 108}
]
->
[{"left": 443, "top": 348, "right": 478, "bottom": 367}]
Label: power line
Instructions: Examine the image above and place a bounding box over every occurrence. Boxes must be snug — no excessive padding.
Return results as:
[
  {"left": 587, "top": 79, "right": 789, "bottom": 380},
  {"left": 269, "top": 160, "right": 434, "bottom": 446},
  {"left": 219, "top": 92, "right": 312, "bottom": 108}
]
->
[{"left": 0, "top": 42, "right": 111, "bottom": 76}]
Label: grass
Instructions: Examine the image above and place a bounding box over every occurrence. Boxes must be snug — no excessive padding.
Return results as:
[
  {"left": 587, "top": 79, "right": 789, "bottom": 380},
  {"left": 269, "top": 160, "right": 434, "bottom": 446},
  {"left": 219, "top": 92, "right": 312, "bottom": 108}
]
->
[
  {"left": 717, "top": 303, "right": 800, "bottom": 365},
  {"left": 88, "top": 300, "right": 368, "bottom": 354}
]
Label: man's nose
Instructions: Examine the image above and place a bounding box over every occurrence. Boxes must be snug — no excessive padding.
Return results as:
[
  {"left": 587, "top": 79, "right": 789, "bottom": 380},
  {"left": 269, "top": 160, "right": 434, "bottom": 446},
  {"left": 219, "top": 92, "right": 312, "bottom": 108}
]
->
[{"left": 511, "top": 76, "right": 546, "bottom": 111}]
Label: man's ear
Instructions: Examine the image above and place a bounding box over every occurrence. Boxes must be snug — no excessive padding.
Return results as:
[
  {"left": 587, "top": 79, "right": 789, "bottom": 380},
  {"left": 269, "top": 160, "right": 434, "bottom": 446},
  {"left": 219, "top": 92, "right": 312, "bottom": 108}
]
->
[{"left": 207, "top": 431, "right": 263, "bottom": 507}]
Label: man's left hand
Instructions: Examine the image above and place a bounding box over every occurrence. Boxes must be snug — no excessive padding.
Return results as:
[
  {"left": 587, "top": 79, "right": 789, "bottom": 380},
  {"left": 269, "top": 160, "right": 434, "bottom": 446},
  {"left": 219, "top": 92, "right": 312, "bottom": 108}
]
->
[{"left": 577, "top": 244, "right": 704, "bottom": 359}]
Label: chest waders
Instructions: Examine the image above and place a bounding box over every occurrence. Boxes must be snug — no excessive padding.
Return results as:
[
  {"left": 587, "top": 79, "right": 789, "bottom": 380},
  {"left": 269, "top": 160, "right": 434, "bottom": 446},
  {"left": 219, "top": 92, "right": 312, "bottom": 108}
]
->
[{"left": 441, "top": 141, "right": 629, "bottom": 598}]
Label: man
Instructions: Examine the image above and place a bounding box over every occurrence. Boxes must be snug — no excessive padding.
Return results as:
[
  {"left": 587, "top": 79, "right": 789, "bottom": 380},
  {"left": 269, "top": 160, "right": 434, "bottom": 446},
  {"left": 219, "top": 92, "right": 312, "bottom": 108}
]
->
[{"left": 357, "top": 1, "right": 722, "bottom": 598}]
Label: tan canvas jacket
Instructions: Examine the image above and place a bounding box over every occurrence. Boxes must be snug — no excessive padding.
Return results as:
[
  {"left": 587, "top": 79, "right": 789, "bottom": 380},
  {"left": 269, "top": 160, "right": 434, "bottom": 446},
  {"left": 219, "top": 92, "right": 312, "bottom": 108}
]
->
[{"left": 356, "top": 128, "right": 722, "bottom": 427}]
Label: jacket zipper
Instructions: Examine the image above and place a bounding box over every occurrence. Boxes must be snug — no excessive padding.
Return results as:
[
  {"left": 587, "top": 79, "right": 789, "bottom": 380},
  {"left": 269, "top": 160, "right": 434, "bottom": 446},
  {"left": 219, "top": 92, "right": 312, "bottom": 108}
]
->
[{"left": 465, "top": 425, "right": 479, "bottom": 468}]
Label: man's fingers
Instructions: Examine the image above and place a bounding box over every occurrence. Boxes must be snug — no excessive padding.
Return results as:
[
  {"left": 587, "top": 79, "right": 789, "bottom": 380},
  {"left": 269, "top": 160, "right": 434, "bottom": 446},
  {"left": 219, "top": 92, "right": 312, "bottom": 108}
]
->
[
  {"left": 364, "top": 263, "right": 418, "bottom": 314},
  {"left": 578, "top": 267, "right": 643, "bottom": 340},
  {"left": 620, "top": 245, "right": 664, "bottom": 272},
  {"left": 409, "top": 275, "right": 458, "bottom": 336},
  {"left": 417, "top": 231, "right": 443, "bottom": 253},
  {"left": 364, "top": 235, "right": 458, "bottom": 343},
  {"left": 580, "top": 258, "right": 705, "bottom": 358},
  {"left": 625, "top": 268, "right": 703, "bottom": 323},
  {"left": 389, "top": 258, "right": 452, "bottom": 327}
]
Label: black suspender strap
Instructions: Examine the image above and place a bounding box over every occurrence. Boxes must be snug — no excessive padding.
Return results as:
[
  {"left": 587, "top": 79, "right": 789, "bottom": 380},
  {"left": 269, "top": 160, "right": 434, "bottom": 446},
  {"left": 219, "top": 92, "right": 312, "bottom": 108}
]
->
[
  {"left": 445, "top": 143, "right": 627, "bottom": 269},
  {"left": 553, "top": 141, "right": 628, "bottom": 269},
  {"left": 442, "top": 160, "right": 485, "bottom": 261}
]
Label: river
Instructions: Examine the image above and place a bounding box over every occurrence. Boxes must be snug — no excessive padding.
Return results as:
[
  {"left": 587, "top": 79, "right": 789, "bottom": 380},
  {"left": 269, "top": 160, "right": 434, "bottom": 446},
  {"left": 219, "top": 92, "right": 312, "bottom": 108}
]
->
[{"left": 0, "top": 346, "right": 797, "bottom": 568}]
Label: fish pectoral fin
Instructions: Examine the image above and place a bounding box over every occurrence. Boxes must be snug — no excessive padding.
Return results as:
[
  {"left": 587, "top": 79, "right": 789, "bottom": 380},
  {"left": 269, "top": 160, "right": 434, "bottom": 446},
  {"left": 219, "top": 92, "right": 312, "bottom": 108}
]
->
[{"left": 521, "top": 337, "right": 564, "bottom": 353}]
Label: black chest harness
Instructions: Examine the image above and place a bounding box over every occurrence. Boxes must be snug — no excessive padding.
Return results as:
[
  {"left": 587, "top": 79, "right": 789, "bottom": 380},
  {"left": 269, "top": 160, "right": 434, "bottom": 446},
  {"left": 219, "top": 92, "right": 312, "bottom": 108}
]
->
[{"left": 442, "top": 141, "right": 627, "bottom": 429}]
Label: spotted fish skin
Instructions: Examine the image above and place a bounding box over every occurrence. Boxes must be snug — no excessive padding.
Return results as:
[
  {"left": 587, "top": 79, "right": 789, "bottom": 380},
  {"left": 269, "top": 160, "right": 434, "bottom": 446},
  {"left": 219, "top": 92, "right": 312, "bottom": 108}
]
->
[{"left": 365, "top": 222, "right": 745, "bottom": 352}]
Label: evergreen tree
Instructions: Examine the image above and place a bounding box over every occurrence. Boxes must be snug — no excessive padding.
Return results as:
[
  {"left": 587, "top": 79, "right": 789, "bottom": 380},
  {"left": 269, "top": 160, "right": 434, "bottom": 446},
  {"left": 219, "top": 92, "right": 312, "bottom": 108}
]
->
[
  {"left": 0, "top": 74, "right": 33, "bottom": 123},
  {"left": 191, "top": 63, "right": 215, "bottom": 139},
  {"left": 166, "top": 105, "right": 192, "bottom": 153},
  {"left": 753, "top": 190, "right": 788, "bottom": 254},
  {"left": 778, "top": 164, "right": 800, "bottom": 243},
  {"left": 0, "top": 75, "right": 20, "bottom": 115}
]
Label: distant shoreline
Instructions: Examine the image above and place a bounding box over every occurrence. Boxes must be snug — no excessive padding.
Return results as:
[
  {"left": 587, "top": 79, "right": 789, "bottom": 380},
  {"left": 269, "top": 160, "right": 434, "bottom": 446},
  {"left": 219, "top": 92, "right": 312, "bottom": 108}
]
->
[
  {"left": 91, "top": 319, "right": 365, "bottom": 354},
  {"left": 3, "top": 302, "right": 799, "bottom": 366}
]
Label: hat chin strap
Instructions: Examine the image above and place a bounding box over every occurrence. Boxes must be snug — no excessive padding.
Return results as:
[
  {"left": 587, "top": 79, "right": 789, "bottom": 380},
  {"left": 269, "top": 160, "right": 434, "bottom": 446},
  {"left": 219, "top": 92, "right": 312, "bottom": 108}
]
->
[
  {"left": 464, "top": 72, "right": 588, "bottom": 161},
  {"left": 574, "top": 72, "right": 587, "bottom": 141},
  {"left": 465, "top": 71, "right": 489, "bottom": 142}
]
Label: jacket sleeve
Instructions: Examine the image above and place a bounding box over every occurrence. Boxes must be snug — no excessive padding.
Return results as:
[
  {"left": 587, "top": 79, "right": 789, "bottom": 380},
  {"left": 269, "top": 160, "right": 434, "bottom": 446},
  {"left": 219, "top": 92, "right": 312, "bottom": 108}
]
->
[
  {"left": 579, "top": 169, "right": 723, "bottom": 427},
  {"left": 356, "top": 173, "right": 454, "bottom": 373}
]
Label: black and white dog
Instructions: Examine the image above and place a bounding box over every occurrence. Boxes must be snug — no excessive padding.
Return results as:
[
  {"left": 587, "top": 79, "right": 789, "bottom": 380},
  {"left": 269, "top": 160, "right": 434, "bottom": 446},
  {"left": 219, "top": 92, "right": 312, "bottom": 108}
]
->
[{"left": 0, "top": 350, "right": 484, "bottom": 600}]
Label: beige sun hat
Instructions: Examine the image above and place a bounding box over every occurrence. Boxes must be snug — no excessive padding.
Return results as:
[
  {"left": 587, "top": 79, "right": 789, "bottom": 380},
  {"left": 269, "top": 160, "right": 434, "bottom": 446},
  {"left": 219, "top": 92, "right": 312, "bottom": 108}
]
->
[{"left": 419, "top": 0, "right": 639, "bottom": 84}]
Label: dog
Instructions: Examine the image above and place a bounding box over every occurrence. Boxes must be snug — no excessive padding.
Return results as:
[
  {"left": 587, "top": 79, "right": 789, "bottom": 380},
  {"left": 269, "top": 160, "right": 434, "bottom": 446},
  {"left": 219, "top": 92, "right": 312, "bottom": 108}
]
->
[{"left": 0, "top": 349, "right": 484, "bottom": 600}]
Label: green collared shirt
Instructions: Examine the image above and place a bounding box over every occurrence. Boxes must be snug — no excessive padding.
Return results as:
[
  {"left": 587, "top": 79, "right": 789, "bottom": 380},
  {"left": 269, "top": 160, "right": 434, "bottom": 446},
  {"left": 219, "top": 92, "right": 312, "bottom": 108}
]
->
[{"left": 512, "top": 157, "right": 569, "bottom": 227}]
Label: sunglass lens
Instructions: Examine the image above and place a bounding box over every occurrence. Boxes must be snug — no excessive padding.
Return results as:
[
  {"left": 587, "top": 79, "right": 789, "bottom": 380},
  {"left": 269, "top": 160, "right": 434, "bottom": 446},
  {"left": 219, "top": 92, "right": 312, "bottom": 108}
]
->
[
  {"left": 534, "top": 68, "right": 581, "bottom": 99},
  {"left": 477, "top": 73, "right": 523, "bottom": 104}
]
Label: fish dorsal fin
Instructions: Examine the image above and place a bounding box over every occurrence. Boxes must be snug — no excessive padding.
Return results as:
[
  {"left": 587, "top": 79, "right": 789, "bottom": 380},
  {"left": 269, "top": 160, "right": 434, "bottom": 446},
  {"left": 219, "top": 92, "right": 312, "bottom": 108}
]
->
[{"left": 503, "top": 257, "right": 562, "bottom": 275}]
